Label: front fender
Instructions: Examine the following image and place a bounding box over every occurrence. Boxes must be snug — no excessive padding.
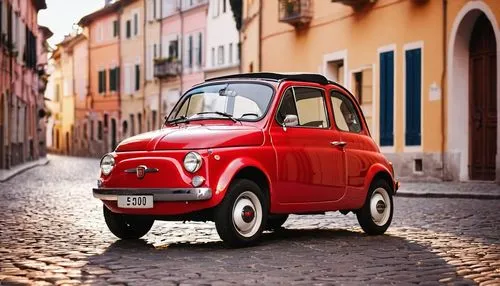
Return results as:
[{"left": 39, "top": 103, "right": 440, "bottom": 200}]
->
[
  {"left": 363, "top": 163, "right": 395, "bottom": 192},
  {"left": 214, "top": 157, "right": 272, "bottom": 198}
]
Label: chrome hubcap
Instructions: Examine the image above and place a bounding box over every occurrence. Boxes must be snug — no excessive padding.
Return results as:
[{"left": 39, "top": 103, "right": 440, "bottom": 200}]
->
[
  {"left": 370, "top": 188, "right": 391, "bottom": 226},
  {"left": 232, "top": 191, "right": 262, "bottom": 238}
]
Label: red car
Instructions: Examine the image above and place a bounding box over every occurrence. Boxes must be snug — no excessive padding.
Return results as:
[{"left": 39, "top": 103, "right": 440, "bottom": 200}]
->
[{"left": 93, "top": 73, "right": 399, "bottom": 247}]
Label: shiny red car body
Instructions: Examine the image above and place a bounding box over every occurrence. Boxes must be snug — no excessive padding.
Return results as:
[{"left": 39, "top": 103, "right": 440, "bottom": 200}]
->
[{"left": 94, "top": 73, "right": 399, "bottom": 246}]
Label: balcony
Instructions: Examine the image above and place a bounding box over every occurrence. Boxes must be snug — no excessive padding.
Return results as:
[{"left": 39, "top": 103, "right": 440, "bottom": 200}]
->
[
  {"left": 278, "top": 0, "right": 313, "bottom": 27},
  {"left": 331, "top": 0, "right": 376, "bottom": 10},
  {"left": 154, "top": 58, "right": 181, "bottom": 78}
]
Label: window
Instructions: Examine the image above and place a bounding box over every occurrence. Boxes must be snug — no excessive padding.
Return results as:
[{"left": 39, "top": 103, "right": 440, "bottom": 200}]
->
[
  {"left": 98, "top": 70, "right": 107, "bottom": 93},
  {"left": 331, "top": 91, "right": 362, "bottom": 133},
  {"left": 104, "top": 114, "right": 109, "bottom": 128},
  {"left": 122, "top": 120, "right": 128, "bottom": 136},
  {"left": 152, "top": 110, "right": 157, "bottom": 129},
  {"left": 133, "top": 13, "right": 139, "bottom": 36},
  {"left": 212, "top": 0, "right": 219, "bottom": 17},
  {"left": 229, "top": 43, "right": 233, "bottom": 64},
  {"left": 169, "top": 83, "right": 274, "bottom": 122},
  {"left": 109, "top": 67, "right": 119, "bottom": 91},
  {"left": 135, "top": 64, "right": 140, "bottom": 91},
  {"left": 126, "top": 20, "right": 131, "bottom": 38},
  {"left": 223, "top": 0, "right": 227, "bottom": 13},
  {"left": 90, "top": 120, "right": 95, "bottom": 140},
  {"left": 196, "top": 32, "right": 202, "bottom": 66},
  {"left": 130, "top": 114, "right": 135, "bottom": 136},
  {"left": 153, "top": 0, "right": 157, "bottom": 20},
  {"left": 168, "top": 39, "right": 178, "bottom": 58},
  {"left": 188, "top": 35, "right": 193, "bottom": 67},
  {"left": 113, "top": 20, "right": 119, "bottom": 37},
  {"left": 137, "top": 113, "right": 142, "bottom": 133},
  {"left": 97, "top": 121, "right": 103, "bottom": 140},
  {"left": 353, "top": 71, "right": 362, "bottom": 104},
  {"left": 211, "top": 47, "right": 215, "bottom": 67},
  {"left": 154, "top": 43, "right": 157, "bottom": 58},
  {"left": 217, "top": 45, "right": 224, "bottom": 65},
  {"left": 276, "top": 87, "right": 329, "bottom": 128}
]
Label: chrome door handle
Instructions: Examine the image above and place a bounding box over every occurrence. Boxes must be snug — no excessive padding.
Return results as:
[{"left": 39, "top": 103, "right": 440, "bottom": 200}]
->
[{"left": 330, "top": 141, "right": 347, "bottom": 148}]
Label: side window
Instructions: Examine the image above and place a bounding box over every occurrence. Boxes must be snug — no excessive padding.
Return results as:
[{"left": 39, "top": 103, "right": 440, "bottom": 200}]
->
[
  {"left": 331, "top": 91, "right": 362, "bottom": 133},
  {"left": 276, "top": 89, "right": 297, "bottom": 124},
  {"left": 277, "top": 87, "right": 329, "bottom": 128}
]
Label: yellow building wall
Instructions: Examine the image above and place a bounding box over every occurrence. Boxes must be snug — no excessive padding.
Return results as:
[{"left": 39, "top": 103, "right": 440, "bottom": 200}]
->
[{"left": 257, "top": 0, "right": 499, "bottom": 155}]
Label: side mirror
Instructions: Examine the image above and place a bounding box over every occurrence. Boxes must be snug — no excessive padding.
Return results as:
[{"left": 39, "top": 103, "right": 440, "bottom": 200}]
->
[{"left": 283, "top": 114, "right": 299, "bottom": 127}]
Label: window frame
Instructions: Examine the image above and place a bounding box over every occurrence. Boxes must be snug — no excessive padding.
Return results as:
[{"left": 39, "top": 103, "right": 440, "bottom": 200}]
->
[
  {"left": 274, "top": 86, "right": 330, "bottom": 130},
  {"left": 330, "top": 89, "right": 364, "bottom": 134}
]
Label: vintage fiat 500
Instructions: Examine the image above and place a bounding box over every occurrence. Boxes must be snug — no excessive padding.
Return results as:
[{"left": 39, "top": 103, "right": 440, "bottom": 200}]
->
[{"left": 93, "top": 73, "right": 399, "bottom": 247}]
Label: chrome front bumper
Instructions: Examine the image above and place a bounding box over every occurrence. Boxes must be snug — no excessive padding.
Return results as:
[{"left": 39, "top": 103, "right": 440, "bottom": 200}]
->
[{"left": 93, "top": 187, "right": 212, "bottom": 201}]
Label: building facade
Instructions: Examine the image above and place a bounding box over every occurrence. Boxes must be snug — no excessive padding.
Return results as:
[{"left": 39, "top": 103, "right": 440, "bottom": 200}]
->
[
  {"left": 241, "top": 0, "right": 499, "bottom": 182},
  {"left": 144, "top": 0, "right": 161, "bottom": 130},
  {"left": 204, "top": 0, "right": 240, "bottom": 79},
  {"left": 120, "top": 0, "right": 144, "bottom": 139},
  {"left": 79, "top": 1, "right": 121, "bottom": 157},
  {"left": 0, "top": 0, "right": 48, "bottom": 169},
  {"left": 155, "top": 0, "right": 208, "bottom": 119}
]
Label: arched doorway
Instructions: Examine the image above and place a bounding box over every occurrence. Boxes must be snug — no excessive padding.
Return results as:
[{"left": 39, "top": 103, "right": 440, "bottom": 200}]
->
[
  {"left": 469, "top": 14, "right": 497, "bottom": 180},
  {"left": 448, "top": 3, "right": 499, "bottom": 182}
]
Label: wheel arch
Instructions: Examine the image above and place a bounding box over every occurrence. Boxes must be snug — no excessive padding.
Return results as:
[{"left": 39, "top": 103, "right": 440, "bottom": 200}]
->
[
  {"left": 364, "top": 163, "right": 395, "bottom": 194},
  {"left": 215, "top": 158, "right": 273, "bottom": 204}
]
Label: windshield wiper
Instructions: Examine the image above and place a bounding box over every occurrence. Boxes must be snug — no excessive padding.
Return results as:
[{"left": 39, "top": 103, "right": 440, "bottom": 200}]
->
[
  {"left": 165, "top": 115, "right": 189, "bottom": 125},
  {"left": 194, "top": 111, "right": 239, "bottom": 123}
]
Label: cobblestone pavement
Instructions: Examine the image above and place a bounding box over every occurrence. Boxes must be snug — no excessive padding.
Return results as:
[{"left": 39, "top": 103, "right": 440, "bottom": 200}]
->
[{"left": 0, "top": 155, "right": 499, "bottom": 285}]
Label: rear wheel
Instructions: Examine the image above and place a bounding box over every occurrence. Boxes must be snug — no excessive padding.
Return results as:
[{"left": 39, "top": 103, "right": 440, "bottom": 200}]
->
[
  {"left": 103, "top": 205, "right": 154, "bottom": 239},
  {"left": 266, "top": 214, "right": 289, "bottom": 230},
  {"left": 356, "top": 179, "right": 393, "bottom": 235},
  {"left": 214, "top": 179, "right": 268, "bottom": 247}
]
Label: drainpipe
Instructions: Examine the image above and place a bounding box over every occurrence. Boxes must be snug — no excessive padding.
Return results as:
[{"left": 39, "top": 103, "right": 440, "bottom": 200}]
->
[
  {"left": 180, "top": 5, "right": 184, "bottom": 94},
  {"left": 158, "top": 0, "right": 163, "bottom": 128},
  {"left": 142, "top": 0, "right": 147, "bottom": 131},
  {"left": 258, "top": 0, "right": 262, "bottom": 72},
  {"left": 87, "top": 25, "right": 92, "bottom": 156},
  {"left": 118, "top": 6, "right": 123, "bottom": 140},
  {"left": 441, "top": 0, "right": 447, "bottom": 180}
]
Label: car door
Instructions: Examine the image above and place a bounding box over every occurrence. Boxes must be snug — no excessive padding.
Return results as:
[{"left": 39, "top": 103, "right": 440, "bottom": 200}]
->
[
  {"left": 270, "top": 85, "right": 346, "bottom": 204},
  {"left": 330, "top": 90, "right": 372, "bottom": 190}
]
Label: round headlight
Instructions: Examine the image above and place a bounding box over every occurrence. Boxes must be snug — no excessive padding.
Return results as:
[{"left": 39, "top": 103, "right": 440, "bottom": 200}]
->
[
  {"left": 100, "top": 154, "right": 115, "bottom": 176},
  {"left": 184, "top": 152, "right": 202, "bottom": 173}
]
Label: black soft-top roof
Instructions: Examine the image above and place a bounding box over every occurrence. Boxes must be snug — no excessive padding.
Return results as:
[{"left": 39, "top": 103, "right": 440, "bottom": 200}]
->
[{"left": 206, "top": 72, "right": 330, "bottom": 85}]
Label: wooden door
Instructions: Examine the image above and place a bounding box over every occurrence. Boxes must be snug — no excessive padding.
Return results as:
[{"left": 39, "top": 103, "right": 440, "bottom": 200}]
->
[{"left": 469, "top": 14, "right": 497, "bottom": 181}]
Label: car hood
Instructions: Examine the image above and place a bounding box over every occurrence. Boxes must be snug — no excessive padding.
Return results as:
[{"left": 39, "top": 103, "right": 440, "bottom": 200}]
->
[{"left": 115, "top": 125, "right": 265, "bottom": 152}]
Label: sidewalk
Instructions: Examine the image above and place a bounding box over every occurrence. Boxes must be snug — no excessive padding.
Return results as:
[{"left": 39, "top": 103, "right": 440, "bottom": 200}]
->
[
  {"left": 397, "top": 181, "right": 500, "bottom": 200},
  {"left": 0, "top": 157, "right": 50, "bottom": 182}
]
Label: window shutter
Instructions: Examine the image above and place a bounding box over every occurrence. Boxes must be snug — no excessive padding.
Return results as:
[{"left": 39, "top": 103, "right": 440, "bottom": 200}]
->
[
  {"left": 405, "top": 48, "right": 421, "bottom": 146},
  {"left": 379, "top": 51, "right": 394, "bottom": 146},
  {"left": 135, "top": 64, "right": 140, "bottom": 91},
  {"left": 116, "top": 67, "right": 120, "bottom": 91},
  {"left": 103, "top": 70, "right": 107, "bottom": 93},
  {"left": 197, "top": 32, "right": 202, "bottom": 67}
]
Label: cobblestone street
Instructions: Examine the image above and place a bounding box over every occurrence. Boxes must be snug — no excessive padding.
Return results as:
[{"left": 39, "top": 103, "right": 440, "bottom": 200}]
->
[{"left": 0, "top": 155, "right": 499, "bottom": 285}]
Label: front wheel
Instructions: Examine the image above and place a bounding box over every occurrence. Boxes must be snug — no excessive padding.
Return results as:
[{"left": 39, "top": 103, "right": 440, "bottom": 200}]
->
[
  {"left": 214, "top": 179, "right": 268, "bottom": 247},
  {"left": 356, "top": 180, "right": 393, "bottom": 235},
  {"left": 103, "top": 205, "right": 154, "bottom": 239}
]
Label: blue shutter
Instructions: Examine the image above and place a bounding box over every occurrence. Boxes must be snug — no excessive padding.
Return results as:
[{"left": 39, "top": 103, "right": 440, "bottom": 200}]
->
[
  {"left": 380, "top": 51, "right": 394, "bottom": 146},
  {"left": 405, "top": 48, "right": 421, "bottom": 146}
]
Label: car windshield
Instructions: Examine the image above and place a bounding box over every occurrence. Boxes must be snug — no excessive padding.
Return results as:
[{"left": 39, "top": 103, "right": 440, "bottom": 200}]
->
[{"left": 167, "top": 83, "right": 274, "bottom": 123}]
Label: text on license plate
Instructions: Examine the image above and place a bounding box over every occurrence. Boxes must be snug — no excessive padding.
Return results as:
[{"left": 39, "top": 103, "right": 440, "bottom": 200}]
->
[{"left": 117, "top": 195, "right": 153, "bottom": 208}]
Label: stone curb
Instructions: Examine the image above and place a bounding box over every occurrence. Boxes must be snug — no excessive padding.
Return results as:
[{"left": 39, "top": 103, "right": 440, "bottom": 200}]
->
[
  {"left": 396, "top": 192, "right": 500, "bottom": 200},
  {"left": 0, "top": 158, "right": 50, "bottom": 183}
]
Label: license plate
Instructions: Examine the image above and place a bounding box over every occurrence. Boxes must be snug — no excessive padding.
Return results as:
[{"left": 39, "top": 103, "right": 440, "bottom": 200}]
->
[{"left": 117, "top": 195, "right": 153, "bottom": 208}]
